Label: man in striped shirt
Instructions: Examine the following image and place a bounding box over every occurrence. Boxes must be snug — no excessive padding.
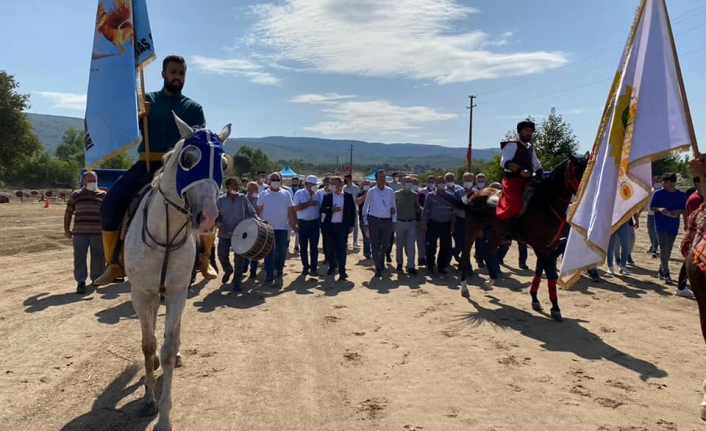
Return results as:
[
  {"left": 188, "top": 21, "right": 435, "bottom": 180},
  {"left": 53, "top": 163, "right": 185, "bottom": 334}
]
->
[{"left": 64, "top": 171, "right": 106, "bottom": 294}]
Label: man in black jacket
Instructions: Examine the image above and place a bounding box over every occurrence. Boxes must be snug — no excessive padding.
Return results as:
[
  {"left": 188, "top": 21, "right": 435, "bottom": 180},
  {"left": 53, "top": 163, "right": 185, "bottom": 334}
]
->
[{"left": 321, "top": 176, "right": 356, "bottom": 280}]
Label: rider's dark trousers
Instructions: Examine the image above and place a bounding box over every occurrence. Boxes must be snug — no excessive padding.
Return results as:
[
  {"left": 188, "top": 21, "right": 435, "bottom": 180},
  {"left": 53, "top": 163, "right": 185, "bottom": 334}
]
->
[{"left": 101, "top": 161, "right": 163, "bottom": 231}]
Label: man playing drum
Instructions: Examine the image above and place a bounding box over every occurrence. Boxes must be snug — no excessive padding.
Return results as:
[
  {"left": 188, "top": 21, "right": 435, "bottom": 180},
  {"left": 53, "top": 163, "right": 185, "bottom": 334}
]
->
[{"left": 217, "top": 177, "right": 258, "bottom": 291}]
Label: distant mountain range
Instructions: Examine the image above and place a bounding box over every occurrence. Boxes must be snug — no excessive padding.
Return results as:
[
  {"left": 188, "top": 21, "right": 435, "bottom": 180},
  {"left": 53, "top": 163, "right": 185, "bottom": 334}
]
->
[{"left": 26, "top": 113, "right": 499, "bottom": 168}]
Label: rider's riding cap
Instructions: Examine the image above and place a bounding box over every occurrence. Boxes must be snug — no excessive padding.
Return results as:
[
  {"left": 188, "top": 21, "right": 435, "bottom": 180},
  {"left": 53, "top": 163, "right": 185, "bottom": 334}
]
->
[{"left": 517, "top": 120, "right": 536, "bottom": 133}]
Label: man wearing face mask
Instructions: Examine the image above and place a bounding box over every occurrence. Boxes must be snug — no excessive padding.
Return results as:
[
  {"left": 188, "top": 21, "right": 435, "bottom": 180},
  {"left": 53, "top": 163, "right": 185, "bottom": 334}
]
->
[
  {"left": 472, "top": 173, "right": 487, "bottom": 192},
  {"left": 343, "top": 174, "right": 360, "bottom": 248},
  {"left": 452, "top": 172, "right": 475, "bottom": 270},
  {"left": 394, "top": 176, "right": 422, "bottom": 274},
  {"left": 356, "top": 179, "right": 373, "bottom": 259},
  {"left": 95, "top": 55, "right": 209, "bottom": 285},
  {"left": 422, "top": 176, "right": 454, "bottom": 275},
  {"left": 257, "top": 170, "right": 268, "bottom": 194},
  {"left": 293, "top": 175, "right": 322, "bottom": 276},
  {"left": 496, "top": 120, "right": 543, "bottom": 229},
  {"left": 257, "top": 172, "right": 297, "bottom": 285},
  {"left": 413, "top": 177, "right": 427, "bottom": 266},
  {"left": 216, "top": 177, "right": 258, "bottom": 291},
  {"left": 320, "top": 176, "right": 356, "bottom": 279},
  {"left": 65, "top": 171, "right": 106, "bottom": 294}
]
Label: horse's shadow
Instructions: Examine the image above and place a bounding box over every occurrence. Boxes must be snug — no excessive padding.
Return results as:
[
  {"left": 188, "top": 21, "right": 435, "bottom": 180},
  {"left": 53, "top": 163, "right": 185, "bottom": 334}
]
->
[
  {"left": 60, "top": 364, "right": 160, "bottom": 431},
  {"left": 461, "top": 295, "right": 667, "bottom": 381},
  {"left": 23, "top": 282, "right": 130, "bottom": 314},
  {"left": 192, "top": 284, "right": 271, "bottom": 312}
]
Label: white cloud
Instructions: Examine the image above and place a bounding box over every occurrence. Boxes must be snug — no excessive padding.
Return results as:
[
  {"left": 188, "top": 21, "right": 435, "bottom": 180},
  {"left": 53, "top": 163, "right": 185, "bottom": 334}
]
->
[
  {"left": 191, "top": 55, "right": 280, "bottom": 85},
  {"left": 289, "top": 93, "right": 357, "bottom": 104},
  {"left": 247, "top": 0, "right": 568, "bottom": 84},
  {"left": 33, "top": 91, "right": 86, "bottom": 110},
  {"left": 299, "top": 98, "right": 457, "bottom": 137}
]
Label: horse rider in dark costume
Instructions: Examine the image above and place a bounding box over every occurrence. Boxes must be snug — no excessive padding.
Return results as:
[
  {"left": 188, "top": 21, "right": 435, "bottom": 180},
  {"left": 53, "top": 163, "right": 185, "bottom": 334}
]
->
[
  {"left": 94, "top": 55, "right": 218, "bottom": 285},
  {"left": 496, "top": 120, "right": 544, "bottom": 228}
]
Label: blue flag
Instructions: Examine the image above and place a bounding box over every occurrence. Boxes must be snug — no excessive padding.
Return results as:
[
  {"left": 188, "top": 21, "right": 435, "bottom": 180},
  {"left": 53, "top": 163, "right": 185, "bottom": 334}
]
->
[{"left": 84, "top": 0, "right": 155, "bottom": 168}]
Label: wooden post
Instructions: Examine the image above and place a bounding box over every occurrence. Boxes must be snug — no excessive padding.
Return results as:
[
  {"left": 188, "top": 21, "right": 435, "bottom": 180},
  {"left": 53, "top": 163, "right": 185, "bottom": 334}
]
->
[{"left": 139, "top": 68, "right": 151, "bottom": 173}]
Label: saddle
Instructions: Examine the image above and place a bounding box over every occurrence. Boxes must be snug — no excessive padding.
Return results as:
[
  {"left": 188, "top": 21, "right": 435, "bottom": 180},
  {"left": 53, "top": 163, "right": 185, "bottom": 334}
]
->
[
  {"left": 119, "top": 183, "right": 154, "bottom": 242},
  {"left": 483, "top": 180, "right": 537, "bottom": 217}
]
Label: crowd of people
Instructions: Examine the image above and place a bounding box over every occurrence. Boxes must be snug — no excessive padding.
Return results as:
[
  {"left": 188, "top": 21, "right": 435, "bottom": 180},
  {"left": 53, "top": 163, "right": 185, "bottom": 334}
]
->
[{"left": 60, "top": 55, "right": 701, "bottom": 300}]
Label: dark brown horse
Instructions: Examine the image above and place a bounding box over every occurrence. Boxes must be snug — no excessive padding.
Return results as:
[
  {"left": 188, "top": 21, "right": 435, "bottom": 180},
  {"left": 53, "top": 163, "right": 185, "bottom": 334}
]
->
[{"left": 454, "top": 153, "right": 589, "bottom": 321}]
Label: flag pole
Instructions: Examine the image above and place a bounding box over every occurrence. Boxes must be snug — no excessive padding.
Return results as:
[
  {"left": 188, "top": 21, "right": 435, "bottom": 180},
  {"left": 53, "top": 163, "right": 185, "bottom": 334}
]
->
[
  {"left": 566, "top": 0, "right": 646, "bottom": 225},
  {"left": 660, "top": 0, "right": 705, "bottom": 192},
  {"left": 139, "top": 68, "right": 151, "bottom": 173}
]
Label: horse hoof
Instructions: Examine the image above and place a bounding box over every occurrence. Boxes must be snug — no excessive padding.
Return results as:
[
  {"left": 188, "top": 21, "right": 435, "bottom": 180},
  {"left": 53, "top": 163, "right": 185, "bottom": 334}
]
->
[
  {"left": 482, "top": 278, "right": 495, "bottom": 291},
  {"left": 551, "top": 309, "right": 563, "bottom": 322},
  {"left": 531, "top": 301, "right": 542, "bottom": 312},
  {"left": 140, "top": 400, "right": 158, "bottom": 417},
  {"left": 153, "top": 424, "right": 172, "bottom": 431},
  {"left": 153, "top": 355, "right": 160, "bottom": 371},
  {"left": 700, "top": 405, "right": 706, "bottom": 421},
  {"left": 175, "top": 353, "right": 183, "bottom": 368},
  {"left": 461, "top": 288, "right": 470, "bottom": 298}
]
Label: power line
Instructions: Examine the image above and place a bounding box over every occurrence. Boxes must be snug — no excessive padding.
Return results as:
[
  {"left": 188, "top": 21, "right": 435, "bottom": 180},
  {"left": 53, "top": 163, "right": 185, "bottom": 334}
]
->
[{"left": 475, "top": 2, "right": 706, "bottom": 99}]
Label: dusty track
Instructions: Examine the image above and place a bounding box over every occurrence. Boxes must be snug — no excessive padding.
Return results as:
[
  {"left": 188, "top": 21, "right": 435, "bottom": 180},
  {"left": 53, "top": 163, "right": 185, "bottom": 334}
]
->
[{"left": 0, "top": 201, "right": 703, "bottom": 430}]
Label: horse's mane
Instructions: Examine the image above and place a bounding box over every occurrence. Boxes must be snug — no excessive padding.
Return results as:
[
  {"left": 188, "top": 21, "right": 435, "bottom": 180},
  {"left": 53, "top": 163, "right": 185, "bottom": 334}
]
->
[
  {"left": 532, "top": 158, "right": 571, "bottom": 206},
  {"left": 150, "top": 139, "right": 185, "bottom": 189}
]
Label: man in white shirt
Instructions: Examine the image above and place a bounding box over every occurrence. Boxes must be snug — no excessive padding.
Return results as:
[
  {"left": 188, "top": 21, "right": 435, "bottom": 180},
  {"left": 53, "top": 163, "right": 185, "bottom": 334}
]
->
[
  {"left": 293, "top": 175, "right": 322, "bottom": 276},
  {"left": 343, "top": 173, "right": 360, "bottom": 247},
  {"left": 257, "top": 172, "right": 297, "bottom": 285},
  {"left": 363, "top": 169, "right": 397, "bottom": 277},
  {"left": 389, "top": 172, "right": 402, "bottom": 192},
  {"left": 256, "top": 170, "right": 269, "bottom": 194}
]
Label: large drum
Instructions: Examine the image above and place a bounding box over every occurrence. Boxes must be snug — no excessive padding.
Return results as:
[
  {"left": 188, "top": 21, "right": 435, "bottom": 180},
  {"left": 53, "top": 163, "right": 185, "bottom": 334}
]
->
[{"left": 231, "top": 218, "right": 275, "bottom": 261}]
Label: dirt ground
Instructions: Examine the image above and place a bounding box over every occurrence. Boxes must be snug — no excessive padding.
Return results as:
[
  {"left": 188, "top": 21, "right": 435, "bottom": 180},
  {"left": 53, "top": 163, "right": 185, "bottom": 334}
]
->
[{"left": 0, "top": 200, "right": 704, "bottom": 431}]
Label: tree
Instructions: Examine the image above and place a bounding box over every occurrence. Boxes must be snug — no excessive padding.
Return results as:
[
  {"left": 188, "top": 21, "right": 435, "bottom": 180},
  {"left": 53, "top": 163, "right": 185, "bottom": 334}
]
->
[
  {"left": 653, "top": 153, "right": 689, "bottom": 183},
  {"left": 99, "top": 151, "right": 134, "bottom": 170},
  {"left": 234, "top": 145, "right": 272, "bottom": 176},
  {"left": 55, "top": 127, "right": 84, "bottom": 167},
  {"left": 505, "top": 108, "right": 580, "bottom": 171},
  {"left": 232, "top": 152, "right": 252, "bottom": 176},
  {"left": 0, "top": 71, "right": 42, "bottom": 182}
]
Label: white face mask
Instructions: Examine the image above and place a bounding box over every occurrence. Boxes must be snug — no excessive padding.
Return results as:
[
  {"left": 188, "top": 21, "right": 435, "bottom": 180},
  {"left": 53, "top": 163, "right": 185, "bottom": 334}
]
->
[
  {"left": 654, "top": 182, "right": 662, "bottom": 188},
  {"left": 271, "top": 181, "right": 281, "bottom": 189},
  {"left": 363, "top": 185, "right": 370, "bottom": 191},
  {"left": 404, "top": 182, "right": 413, "bottom": 190},
  {"left": 476, "top": 182, "right": 486, "bottom": 189},
  {"left": 229, "top": 189, "right": 238, "bottom": 195},
  {"left": 428, "top": 183, "right": 436, "bottom": 190},
  {"left": 85, "top": 182, "right": 97, "bottom": 191},
  {"left": 446, "top": 182, "right": 455, "bottom": 189},
  {"left": 463, "top": 182, "right": 474, "bottom": 189}
]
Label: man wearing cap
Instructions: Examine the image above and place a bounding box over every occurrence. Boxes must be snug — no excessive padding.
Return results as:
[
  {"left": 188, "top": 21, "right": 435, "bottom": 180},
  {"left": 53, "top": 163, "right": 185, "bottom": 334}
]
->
[
  {"left": 496, "top": 120, "right": 543, "bottom": 223},
  {"left": 293, "top": 175, "right": 322, "bottom": 276}
]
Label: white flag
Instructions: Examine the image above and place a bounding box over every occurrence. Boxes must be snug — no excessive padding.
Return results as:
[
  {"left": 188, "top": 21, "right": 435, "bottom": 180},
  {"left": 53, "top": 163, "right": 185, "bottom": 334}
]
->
[{"left": 559, "top": 0, "right": 693, "bottom": 289}]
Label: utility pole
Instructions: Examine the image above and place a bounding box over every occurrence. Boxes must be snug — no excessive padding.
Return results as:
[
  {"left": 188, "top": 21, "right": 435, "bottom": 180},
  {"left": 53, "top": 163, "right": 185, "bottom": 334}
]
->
[
  {"left": 466, "top": 95, "right": 476, "bottom": 171},
  {"left": 349, "top": 144, "right": 353, "bottom": 174}
]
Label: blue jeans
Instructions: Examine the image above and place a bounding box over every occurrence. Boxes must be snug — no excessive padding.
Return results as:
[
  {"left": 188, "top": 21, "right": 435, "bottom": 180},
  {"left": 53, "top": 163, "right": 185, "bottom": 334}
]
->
[
  {"left": 647, "top": 214, "right": 659, "bottom": 252},
  {"left": 264, "top": 229, "right": 289, "bottom": 281},
  {"left": 298, "top": 218, "right": 320, "bottom": 272},
  {"left": 607, "top": 222, "right": 630, "bottom": 267},
  {"left": 101, "top": 161, "right": 162, "bottom": 231}
]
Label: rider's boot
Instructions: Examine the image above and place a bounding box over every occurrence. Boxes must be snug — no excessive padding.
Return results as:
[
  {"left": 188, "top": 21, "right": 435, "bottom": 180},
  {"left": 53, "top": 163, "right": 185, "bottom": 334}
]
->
[
  {"left": 198, "top": 231, "right": 218, "bottom": 280},
  {"left": 93, "top": 230, "right": 125, "bottom": 286}
]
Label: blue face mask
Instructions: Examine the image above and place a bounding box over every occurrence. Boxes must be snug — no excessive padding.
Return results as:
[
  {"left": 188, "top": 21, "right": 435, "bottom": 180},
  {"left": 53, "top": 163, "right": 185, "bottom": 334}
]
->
[
  {"left": 175, "top": 130, "right": 227, "bottom": 197},
  {"left": 411, "top": 185, "right": 418, "bottom": 192}
]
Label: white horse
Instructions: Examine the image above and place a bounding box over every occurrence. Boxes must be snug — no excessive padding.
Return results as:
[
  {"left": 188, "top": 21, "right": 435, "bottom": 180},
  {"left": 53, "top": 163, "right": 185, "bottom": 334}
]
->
[{"left": 125, "top": 112, "right": 231, "bottom": 431}]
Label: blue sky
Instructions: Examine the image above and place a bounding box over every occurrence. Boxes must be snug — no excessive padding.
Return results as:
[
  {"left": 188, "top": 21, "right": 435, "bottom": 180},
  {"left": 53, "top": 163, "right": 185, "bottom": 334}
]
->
[{"left": 3, "top": 0, "right": 706, "bottom": 154}]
